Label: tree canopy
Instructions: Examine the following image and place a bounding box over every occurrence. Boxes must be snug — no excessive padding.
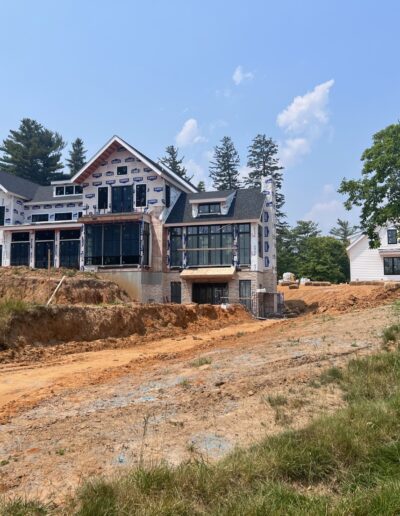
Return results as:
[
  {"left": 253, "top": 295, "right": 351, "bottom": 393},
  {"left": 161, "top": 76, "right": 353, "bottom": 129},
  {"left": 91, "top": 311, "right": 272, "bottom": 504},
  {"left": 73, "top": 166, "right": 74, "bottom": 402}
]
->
[
  {"left": 329, "top": 218, "right": 358, "bottom": 245},
  {"left": 0, "top": 118, "right": 66, "bottom": 185},
  {"left": 209, "top": 136, "right": 241, "bottom": 190},
  {"left": 159, "top": 145, "right": 192, "bottom": 182},
  {"left": 339, "top": 122, "right": 400, "bottom": 247},
  {"left": 66, "top": 138, "right": 87, "bottom": 176},
  {"left": 197, "top": 180, "right": 206, "bottom": 192}
]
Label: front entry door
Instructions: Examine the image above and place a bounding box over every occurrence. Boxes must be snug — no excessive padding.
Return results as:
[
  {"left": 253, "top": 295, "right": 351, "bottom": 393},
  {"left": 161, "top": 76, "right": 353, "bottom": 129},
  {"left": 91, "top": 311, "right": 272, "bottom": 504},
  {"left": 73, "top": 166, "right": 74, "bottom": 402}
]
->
[{"left": 192, "top": 283, "right": 228, "bottom": 305}]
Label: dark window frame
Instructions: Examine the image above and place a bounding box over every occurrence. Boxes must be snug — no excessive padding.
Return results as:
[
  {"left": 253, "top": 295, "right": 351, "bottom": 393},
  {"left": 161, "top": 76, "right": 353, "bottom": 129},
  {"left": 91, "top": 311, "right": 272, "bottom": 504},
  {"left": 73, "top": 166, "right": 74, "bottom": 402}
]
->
[
  {"left": 0, "top": 206, "right": 5, "bottom": 226},
  {"left": 117, "top": 166, "right": 128, "bottom": 176},
  {"left": 32, "top": 213, "right": 49, "bottom": 223},
  {"left": 54, "top": 212, "right": 73, "bottom": 221},
  {"left": 388, "top": 229, "right": 398, "bottom": 245},
  {"left": 384, "top": 257, "right": 400, "bottom": 275},
  {"left": 186, "top": 224, "right": 233, "bottom": 267},
  {"left": 198, "top": 203, "right": 221, "bottom": 215},
  {"left": 98, "top": 187, "right": 108, "bottom": 210},
  {"left": 136, "top": 184, "right": 147, "bottom": 208}
]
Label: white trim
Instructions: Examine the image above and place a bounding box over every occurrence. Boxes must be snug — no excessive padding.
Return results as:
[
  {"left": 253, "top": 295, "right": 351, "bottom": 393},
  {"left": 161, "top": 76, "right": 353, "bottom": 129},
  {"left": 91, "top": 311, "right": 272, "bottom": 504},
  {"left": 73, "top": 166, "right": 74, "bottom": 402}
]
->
[
  {"left": 189, "top": 197, "right": 227, "bottom": 204},
  {"left": 164, "top": 219, "right": 260, "bottom": 227},
  {"left": 24, "top": 198, "right": 83, "bottom": 206},
  {"left": 3, "top": 222, "right": 82, "bottom": 231},
  {"left": 71, "top": 135, "right": 197, "bottom": 193},
  {"left": 346, "top": 232, "right": 365, "bottom": 252}
]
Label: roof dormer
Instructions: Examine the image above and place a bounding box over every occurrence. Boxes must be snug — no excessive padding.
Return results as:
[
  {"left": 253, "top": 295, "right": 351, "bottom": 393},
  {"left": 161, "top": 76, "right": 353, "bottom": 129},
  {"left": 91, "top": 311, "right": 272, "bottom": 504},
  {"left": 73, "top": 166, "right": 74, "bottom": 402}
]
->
[{"left": 189, "top": 191, "right": 235, "bottom": 218}]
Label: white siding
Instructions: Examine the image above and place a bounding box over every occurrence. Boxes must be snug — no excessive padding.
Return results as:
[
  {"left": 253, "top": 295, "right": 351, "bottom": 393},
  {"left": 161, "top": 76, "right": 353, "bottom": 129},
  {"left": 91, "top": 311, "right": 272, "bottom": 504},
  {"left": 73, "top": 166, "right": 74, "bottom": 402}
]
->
[{"left": 348, "top": 227, "right": 400, "bottom": 281}]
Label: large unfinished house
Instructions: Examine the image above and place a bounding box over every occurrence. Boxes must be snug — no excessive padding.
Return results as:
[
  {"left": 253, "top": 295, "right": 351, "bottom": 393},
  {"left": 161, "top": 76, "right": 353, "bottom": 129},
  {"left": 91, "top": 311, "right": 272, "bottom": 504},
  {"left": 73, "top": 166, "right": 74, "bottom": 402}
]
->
[{"left": 0, "top": 136, "right": 278, "bottom": 315}]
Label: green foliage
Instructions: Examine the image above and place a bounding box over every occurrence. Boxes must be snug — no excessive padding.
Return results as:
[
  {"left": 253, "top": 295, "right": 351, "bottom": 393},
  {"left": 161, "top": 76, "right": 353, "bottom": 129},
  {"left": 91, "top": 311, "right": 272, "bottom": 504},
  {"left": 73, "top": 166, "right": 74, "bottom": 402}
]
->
[
  {"left": 319, "top": 366, "right": 343, "bottom": 385},
  {"left": 244, "top": 134, "right": 285, "bottom": 225},
  {"left": 209, "top": 136, "right": 241, "bottom": 190},
  {"left": 382, "top": 324, "right": 400, "bottom": 344},
  {"left": 339, "top": 122, "right": 400, "bottom": 247},
  {"left": 329, "top": 218, "right": 359, "bottom": 245},
  {"left": 66, "top": 137, "right": 86, "bottom": 176},
  {"left": 197, "top": 180, "right": 206, "bottom": 192},
  {"left": 0, "top": 118, "right": 66, "bottom": 185},
  {"left": 159, "top": 145, "right": 192, "bottom": 182},
  {"left": 298, "top": 236, "right": 350, "bottom": 283}
]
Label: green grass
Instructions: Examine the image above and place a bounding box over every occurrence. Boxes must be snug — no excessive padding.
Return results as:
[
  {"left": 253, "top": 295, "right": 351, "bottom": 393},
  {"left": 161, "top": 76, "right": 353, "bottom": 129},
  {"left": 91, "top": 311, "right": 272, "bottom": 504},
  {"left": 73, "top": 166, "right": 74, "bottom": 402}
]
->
[
  {"left": 0, "top": 299, "right": 31, "bottom": 342},
  {"left": 265, "top": 394, "right": 288, "bottom": 407},
  {"left": 189, "top": 357, "right": 212, "bottom": 367},
  {"left": 382, "top": 323, "right": 400, "bottom": 344},
  {"left": 3, "top": 320, "right": 400, "bottom": 514}
]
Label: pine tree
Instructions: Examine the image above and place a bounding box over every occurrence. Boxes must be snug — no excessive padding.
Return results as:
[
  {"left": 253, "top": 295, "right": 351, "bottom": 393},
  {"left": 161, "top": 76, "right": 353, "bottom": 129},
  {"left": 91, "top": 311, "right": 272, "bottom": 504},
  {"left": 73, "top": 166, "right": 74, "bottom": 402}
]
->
[
  {"left": 66, "top": 138, "right": 87, "bottom": 176},
  {"left": 0, "top": 118, "right": 66, "bottom": 185},
  {"left": 159, "top": 145, "right": 192, "bottom": 182},
  {"left": 329, "top": 218, "right": 359, "bottom": 245},
  {"left": 197, "top": 180, "right": 206, "bottom": 192},
  {"left": 245, "top": 134, "right": 285, "bottom": 223},
  {"left": 209, "top": 136, "right": 241, "bottom": 190}
]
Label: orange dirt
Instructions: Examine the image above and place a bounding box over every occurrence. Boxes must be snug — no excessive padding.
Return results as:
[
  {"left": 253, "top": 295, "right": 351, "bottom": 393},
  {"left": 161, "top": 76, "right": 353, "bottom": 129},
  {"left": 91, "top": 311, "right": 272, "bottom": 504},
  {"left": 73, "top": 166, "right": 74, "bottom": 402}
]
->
[
  {"left": 0, "top": 267, "right": 130, "bottom": 304},
  {"left": 0, "top": 303, "right": 395, "bottom": 503},
  {"left": 280, "top": 282, "right": 400, "bottom": 314}
]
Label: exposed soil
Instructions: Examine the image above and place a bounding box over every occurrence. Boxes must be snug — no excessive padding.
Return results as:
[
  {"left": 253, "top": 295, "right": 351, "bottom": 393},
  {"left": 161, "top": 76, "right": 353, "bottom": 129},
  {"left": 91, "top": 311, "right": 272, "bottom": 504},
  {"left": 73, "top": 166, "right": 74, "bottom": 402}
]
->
[
  {"left": 0, "top": 303, "right": 250, "bottom": 360},
  {"left": 0, "top": 267, "right": 129, "bottom": 305},
  {"left": 280, "top": 282, "right": 400, "bottom": 314},
  {"left": 0, "top": 302, "right": 396, "bottom": 504}
]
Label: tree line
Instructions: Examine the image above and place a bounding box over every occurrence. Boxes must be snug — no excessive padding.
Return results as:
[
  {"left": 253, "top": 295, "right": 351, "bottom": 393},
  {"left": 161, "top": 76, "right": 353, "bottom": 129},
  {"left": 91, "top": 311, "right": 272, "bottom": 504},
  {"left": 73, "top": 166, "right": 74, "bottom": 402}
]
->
[{"left": 1, "top": 117, "right": 368, "bottom": 283}]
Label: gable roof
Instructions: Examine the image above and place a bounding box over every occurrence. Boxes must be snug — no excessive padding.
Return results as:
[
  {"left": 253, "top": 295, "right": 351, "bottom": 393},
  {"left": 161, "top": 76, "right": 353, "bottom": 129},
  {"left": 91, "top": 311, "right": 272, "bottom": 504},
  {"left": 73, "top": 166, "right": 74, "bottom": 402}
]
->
[
  {"left": 165, "top": 188, "right": 265, "bottom": 225},
  {"left": 71, "top": 135, "right": 198, "bottom": 193},
  {"left": 0, "top": 171, "right": 39, "bottom": 199}
]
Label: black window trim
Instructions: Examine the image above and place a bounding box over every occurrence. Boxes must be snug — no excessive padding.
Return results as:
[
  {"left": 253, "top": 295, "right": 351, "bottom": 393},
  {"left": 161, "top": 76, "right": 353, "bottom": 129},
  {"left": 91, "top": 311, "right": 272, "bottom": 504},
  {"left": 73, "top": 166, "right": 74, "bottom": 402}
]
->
[{"left": 387, "top": 229, "right": 398, "bottom": 245}]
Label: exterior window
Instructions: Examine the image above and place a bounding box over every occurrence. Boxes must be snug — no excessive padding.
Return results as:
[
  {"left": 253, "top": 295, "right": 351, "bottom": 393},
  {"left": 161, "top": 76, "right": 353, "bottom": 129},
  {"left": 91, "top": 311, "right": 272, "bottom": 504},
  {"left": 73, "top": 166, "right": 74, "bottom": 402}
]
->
[
  {"left": 117, "top": 166, "right": 128, "bottom": 175},
  {"left": 239, "top": 280, "right": 252, "bottom": 311},
  {"left": 198, "top": 203, "right": 221, "bottom": 215},
  {"left": 384, "top": 257, "right": 400, "bottom": 275},
  {"left": 32, "top": 214, "right": 49, "bottom": 223},
  {"left": 388, "top": 229, "right": 398, "bottom": 245},
  {"left": 85, "top": 222, "right": 141, "bottom": 266},
  {"left": 170, "top": 227, "right": 183, "bottom": 267},
  {"left": 166, "top": 185, "right": 171, "bottom": 208},
  {"left": 186, "top": 225, "right": 233, "bottom": 266},
  {"left": 258, "top": 225, "right": 263, "bottom": 258},
  {"left": 35, "top": 230, "right": 55, "bottom": 269},
  {"left": 112, "top": 185, "right": 133, "bottom": 213},
  {"left": 55, "top": 213, "right": 73, "bottom": 221},
  {"left": 142, "top": 222, "right": 150, "bottom": 266},
  {"left": 136, "top": 184, "right": 147, "bottom": 207},
  {"left": 0, "top": 206, "right": 5, "bottom": 226},
  {"left": 11, "top": 232, "right": 30, "bottom": 266},
  {"left": 98, "top": 187, "right": 108, "bottom": 210},
  {"left": 54, "top": 185, "right": 82, "bottom": 196},
  {"left": 238, "top": 224, "right": 250, "bottom": 266},
  {"left": 170, "top": 282, "right": 181, "bottom": 303},
  {"left": 59, "top": 230, "right": 80, "bottom": 269}
]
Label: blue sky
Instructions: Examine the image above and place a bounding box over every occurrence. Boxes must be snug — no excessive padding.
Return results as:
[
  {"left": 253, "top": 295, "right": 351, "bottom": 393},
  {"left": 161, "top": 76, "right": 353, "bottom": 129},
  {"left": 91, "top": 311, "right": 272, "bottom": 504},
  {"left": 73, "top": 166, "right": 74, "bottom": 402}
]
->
[{"left": 1, "top": 0, "right": 399, "bottom": 232}]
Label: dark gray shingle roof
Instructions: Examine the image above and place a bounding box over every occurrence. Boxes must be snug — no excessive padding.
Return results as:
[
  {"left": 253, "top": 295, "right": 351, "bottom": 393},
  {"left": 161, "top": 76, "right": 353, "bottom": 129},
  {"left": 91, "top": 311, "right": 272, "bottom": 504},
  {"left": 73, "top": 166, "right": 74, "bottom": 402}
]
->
[
  {"left": 165, "top": 188, "right": 265, "bottom": 225},
  {"left": 0, "top": 171, "right": 39, "bottom": 199},
  {"left": 29, "top": 186, "right": 81, "bottom": 203}
]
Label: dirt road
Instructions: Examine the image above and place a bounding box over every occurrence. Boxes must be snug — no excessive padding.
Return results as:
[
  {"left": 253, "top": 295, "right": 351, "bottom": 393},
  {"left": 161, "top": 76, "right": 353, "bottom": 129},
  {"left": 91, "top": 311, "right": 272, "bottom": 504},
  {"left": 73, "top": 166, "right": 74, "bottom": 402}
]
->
[{"left": 0, "top": 303, "right": 395, "bottom": 504}]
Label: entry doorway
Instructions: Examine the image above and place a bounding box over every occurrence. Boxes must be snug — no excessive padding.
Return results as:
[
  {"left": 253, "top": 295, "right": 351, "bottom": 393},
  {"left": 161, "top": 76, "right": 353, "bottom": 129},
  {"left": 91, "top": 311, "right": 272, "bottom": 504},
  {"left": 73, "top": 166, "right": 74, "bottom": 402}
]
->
[
  {"left": 35, "top": 230, "right": 55, "bottom": 269},
  {"left": 192, "top": 283, "right": 228, "bottom": 305},
  {"left": 170, "top": 282, "right": 182, "bottom": 303}
]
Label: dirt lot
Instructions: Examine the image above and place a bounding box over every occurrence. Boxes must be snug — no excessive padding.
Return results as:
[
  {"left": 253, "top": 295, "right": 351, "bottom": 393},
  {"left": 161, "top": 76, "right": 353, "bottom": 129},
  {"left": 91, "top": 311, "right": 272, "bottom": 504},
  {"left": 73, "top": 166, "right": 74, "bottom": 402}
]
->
[{"left": 1, "top": 297, "right": 397, "bottom": 504}]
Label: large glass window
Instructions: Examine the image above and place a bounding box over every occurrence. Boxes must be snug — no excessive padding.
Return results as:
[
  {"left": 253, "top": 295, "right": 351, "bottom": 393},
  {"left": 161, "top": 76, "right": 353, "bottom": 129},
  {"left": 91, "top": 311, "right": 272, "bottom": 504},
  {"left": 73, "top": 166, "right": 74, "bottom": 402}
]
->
[
  {"left": 170, "top": 227, "right": 182, "bottom": 267},
  {"left": 142, "top": 222, "right": 150, "bottom": 266},
  {"left": 98, "top": 187, "right": 108, "bottom": 210},
  {"left": 388, "top": 229, "right": 398, "bottom": 245},
  {"left": 238, "top": 224, "right": 250, "bottom": 266},
  {"left": 136, "top": 184, "right": 147, "bottom": 207},
  {"left": 84, "top": 222, "right": 141, "bottom": 266},
  {"left": 0, "top": 206, "right": 5, "bottom": 226},
  {"left": 258, "top": 225, "right": 263, "bottom": 258},
  {"left": 239, "top": 280, "right": 252, "bottom": 311},
  {"left": 112, "top": 186, "right": 133, "bottom": 213},
  {"left": 32, "top": 214, "right": 49, "bottom": 223},
  {"left": 60, "top": 229, "right": 80, "bottom": 269},
  {"left": 165, "top": 185, "right": 171, "bottom": 208},
  {"left": 11, "top": 232, "right": 30, "bottom": 266},
  {"left": 55, "top": 212, "right": 73, "bottom": 221},
  {"left": 55, "top": 185, "right": 82, "bottom": 196},
  {"left": 35, "top": 231, "right": 55, "bottom": 269},
  {"left": 384, "top": 257, "right": 400, "bottom": 275},
  {"left": 117, "top": 166, "right": 128, "bottom": 175},
  {"left": 185, "top": 225, "right": 233, "bottom": 267}
]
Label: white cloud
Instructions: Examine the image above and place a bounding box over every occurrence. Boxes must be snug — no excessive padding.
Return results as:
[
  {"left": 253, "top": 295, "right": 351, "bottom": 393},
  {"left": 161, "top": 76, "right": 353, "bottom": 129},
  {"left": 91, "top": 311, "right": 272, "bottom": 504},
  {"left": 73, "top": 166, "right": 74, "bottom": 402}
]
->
[
  {"left": 276, "top": 79, "right": 334, "bottom": 168},
  {"left": 184, "top": 159, "right": 211, "bottom": 188},
  {"left": 175, "top": 118, "right": 206, "bottom": 147},
  {"left": 238, "top": 165, "right": 251, "bottom": 183},
  {"left": 277, "top": 79, "right": 334, "bottom": 135},
  {"left": 232, "top": 65, "right": 254, "bottom": 85},
  {"left": 279, "top": 138, "right": 311, "bottom": 167}
]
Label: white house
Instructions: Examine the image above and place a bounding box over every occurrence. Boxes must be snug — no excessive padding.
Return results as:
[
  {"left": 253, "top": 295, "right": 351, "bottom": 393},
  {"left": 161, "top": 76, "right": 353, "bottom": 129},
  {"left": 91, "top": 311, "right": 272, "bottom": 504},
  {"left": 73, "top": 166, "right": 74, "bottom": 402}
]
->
[{"left": 347, "top": 226, "right": 400, "bottom": 282}]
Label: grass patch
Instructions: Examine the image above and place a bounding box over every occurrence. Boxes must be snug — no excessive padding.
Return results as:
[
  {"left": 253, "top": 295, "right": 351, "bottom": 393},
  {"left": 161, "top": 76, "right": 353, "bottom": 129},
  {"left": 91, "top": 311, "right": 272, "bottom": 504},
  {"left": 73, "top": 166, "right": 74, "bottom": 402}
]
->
[
  {"left": 189, "top": 357, "right": 212, "bottom": 367},
  {"left": 3, "top": 322, "right": 400, "bottom": 514},
  {"left": 319, "top": 366, "right": 343, "bottom": 385},
  {"left": 0, "top": 299, "right": 31, "bottom": 338},
  {"left": 265, "top": 394, "right": 288, "bottom": 407},
  {"left": 382, "top": 323, "right": 400, "bottom": 344}
]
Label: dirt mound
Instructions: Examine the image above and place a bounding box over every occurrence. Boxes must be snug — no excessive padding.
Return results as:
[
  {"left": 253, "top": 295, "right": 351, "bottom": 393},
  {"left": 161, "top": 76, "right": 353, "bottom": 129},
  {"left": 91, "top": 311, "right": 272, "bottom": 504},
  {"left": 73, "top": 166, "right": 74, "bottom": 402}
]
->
[
  {"left": 280, "top": 283, "right": 400, "bottom": 315},
  {"left": 0, "top": 267, "right": 129, "bottom": 304},
  {"left": 0, "top": 303, "right": 250, "bottom": 352}
]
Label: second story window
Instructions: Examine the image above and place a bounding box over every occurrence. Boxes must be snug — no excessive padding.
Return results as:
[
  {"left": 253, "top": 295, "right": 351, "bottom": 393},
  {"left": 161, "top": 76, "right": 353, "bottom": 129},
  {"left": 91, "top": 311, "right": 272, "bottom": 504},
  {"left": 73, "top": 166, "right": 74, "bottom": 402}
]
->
[
  {"left": 117, "top": 166, "right": 128, "bottom": 175},
  {"left": 55, "top": 185, "right": 82, "bottom": 196},
  {"left": 32, "top": 214, "right": 49, "bottom": 223},
  {"left": 55, "top": 213, "right": 73, "bottom": 221},
  {"left": 98, "top": 187, "right": 108, "bottom": 210},
  {"left": 388, "top": 229, "right": 398, "bottom": 245},
  {"left": 198, "top": 203, "right": 221, "bottom": 215},
  {"left": 0, "top": 206, "right": 4, "bottom": 226},
  {"left": 136, "top": 184, "right": 147, "bottom": 207}
]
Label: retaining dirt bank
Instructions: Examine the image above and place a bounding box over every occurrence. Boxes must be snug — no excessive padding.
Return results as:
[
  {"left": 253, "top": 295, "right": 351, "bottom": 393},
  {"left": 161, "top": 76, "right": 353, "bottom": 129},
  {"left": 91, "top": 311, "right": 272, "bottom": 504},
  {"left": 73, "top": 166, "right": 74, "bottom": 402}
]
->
[
  {"left": 0, "top": 273, "right": 130, "bottom": 304},
  {"left": 0, "top": 303, "right": 249, "bottom": 349}
]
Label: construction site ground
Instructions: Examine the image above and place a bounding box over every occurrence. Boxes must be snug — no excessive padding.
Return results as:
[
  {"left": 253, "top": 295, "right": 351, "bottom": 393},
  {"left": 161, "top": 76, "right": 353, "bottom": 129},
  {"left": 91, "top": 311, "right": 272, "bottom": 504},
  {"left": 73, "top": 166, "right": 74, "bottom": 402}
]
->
[{"left": 1, "top": 281, "right": 399, "bottom": 505}]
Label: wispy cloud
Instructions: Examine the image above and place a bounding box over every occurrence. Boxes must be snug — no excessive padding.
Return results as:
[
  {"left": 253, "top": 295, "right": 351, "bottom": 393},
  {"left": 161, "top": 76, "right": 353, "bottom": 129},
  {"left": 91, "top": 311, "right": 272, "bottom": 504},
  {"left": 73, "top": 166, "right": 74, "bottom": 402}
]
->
[
  {"left": 277, "top": 79, "right": 334, "bottom": 167},
  {"left": 232, "top": 65, "right": 254, "bottom": 85},
  {"left": 175, "top": 118, "right": 206, "bottom": 147},
  {"left": 184, "top": 158, "right": 210, "bottom": 187}
]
